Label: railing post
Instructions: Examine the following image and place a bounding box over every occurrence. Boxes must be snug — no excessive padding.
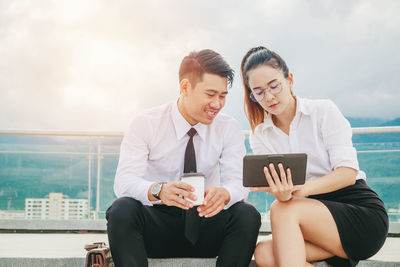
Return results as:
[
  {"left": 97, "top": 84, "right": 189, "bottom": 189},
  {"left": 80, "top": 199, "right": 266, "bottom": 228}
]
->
[
  {"left": 96, "top": 136, "right": 103, "bottom": 220},
  {"left": 87, "top": 138, "right": 92, "bottom": 219}
]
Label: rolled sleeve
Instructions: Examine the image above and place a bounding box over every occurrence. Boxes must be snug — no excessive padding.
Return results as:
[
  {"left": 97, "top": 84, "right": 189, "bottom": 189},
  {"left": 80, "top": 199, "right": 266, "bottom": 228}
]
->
[
  {"left": 219, "top": 119, "right": 249, "bottom": 209},
  {"left": 321, "top": 100, "right": 360, "bottom": 171}
]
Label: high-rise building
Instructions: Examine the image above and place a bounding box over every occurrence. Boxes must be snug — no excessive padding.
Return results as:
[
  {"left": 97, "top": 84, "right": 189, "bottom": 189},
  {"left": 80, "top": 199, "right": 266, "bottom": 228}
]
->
[{"left": 25, "top": 193, "right": 88, "bottom": 220}]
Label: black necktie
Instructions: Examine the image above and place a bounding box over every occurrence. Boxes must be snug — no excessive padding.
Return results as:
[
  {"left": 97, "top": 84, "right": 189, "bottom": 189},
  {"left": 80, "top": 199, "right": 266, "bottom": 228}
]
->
[{"left": 184, "top": 128, "right": 200, "bottom": 245}]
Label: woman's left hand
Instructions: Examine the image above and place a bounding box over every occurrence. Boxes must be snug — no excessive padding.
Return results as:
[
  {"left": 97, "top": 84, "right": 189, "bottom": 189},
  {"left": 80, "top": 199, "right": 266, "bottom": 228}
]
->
[{"left": 292, "top": 184, "right": 308, "bottom": 197}]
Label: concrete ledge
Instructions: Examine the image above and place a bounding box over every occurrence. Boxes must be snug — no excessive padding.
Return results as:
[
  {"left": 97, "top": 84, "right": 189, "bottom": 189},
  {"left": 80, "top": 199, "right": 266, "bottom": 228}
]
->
[
  {"left": 0, "top": 219, "right": 107, "bottom": 231},
  {"left": 0, "top": 258, "right": 399, "bottom": 267},
  {"left": 0, "top": 258, "right": 84, "bottom": 267},
  {"left": 1, "top": 220, "right": 399, "bottom": 234},
  {"left": 0, "top": 233, "right": 398, "bottom": 266},
  {"left": 389, "top": 222, "right": 400, "bottom": 234}
]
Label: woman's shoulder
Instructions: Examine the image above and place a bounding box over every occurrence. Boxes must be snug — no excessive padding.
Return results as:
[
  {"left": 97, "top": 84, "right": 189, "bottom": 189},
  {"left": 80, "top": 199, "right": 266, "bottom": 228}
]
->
[
  {"left": 300, "top": 98, "right": 350, "bottom": 131},
  {"left": 299, "top": 98, "right": 339, "bottom": 115}
]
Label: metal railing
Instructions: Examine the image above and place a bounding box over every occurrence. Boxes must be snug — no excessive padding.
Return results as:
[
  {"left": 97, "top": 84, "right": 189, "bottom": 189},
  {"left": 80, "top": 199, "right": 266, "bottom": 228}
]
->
[
  {"left": 244, "top": 126, "right": 400, "bottom": 154},
  {"left": 0, "top": 126, "right": 399, "bottom": 232},
  {"left": 0, "top": 130, "right": 121, "bottom": 220}
]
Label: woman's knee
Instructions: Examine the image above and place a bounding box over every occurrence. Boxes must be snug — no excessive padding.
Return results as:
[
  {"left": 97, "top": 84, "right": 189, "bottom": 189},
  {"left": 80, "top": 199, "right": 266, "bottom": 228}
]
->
[
  {"left": 254, "top": 240, "right": 275, "bottom": 267},
  {"left": 270, "top": 199, "right": 299, "bottom": 223}
]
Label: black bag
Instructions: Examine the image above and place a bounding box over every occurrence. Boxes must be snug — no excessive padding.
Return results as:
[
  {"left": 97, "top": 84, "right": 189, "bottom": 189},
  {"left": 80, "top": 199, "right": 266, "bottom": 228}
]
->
[{"left": 84, "top": 242, "right": 114, "bottom": 267}]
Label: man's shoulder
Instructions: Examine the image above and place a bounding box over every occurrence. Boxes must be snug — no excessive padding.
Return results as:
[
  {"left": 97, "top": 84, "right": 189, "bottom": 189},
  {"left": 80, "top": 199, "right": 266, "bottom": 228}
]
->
[
  {"left": 211, "top": 113, "right": 243, "bottom": 136},
  {"left": 131, "top": 102, "right": 173, "bottom": 122},
  {"left": 214, "top": 112, "right": 237, "bottom": 123},
  {"left": 125, "top": 103, "right": 173, "bottom": 136},
  {"left": 213, "top": 112, "right": 241, "bottom": 127}
]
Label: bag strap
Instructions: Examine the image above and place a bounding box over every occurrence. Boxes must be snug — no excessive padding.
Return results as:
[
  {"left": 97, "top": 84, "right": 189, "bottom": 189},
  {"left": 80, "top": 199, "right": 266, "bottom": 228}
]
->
[{"left": 84, "top": 242, "right": 107, "bottom": 251}]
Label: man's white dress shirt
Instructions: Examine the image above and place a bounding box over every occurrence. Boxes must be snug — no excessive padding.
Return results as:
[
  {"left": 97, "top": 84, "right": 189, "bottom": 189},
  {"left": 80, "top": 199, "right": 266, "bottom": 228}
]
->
[
  {"left": 114, "top": 101, "right": 248, "bottom": 208},
  {"left": 250, "top": 97, "right": 366, "bottom": 181}
]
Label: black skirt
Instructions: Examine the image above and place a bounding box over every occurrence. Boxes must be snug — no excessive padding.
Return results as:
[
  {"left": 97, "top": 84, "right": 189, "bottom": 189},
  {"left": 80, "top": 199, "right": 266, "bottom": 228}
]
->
[{"left": 309, "top": 179, "right": 388, "bottom": 267}]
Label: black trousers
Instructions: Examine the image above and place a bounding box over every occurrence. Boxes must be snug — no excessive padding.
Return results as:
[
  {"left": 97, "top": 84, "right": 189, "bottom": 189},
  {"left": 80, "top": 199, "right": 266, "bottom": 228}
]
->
[{"left": 106, "top": 197, "right": 261, "bottom": 267}]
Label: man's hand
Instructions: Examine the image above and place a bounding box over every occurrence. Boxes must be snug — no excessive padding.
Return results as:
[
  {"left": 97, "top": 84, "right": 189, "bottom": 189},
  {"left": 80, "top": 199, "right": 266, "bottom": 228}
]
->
[
  {"left": 197, "top": 186, "right": 230, "bottom": 218},
  {"left": 158, "top": 181, "right": 198, "bottom": 210}
]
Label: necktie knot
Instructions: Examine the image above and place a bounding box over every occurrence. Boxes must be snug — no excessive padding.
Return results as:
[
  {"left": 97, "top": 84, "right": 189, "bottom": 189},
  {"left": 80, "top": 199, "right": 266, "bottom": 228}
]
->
[{"left": 187, "top": 128, "right": 197, "bottom": 138}]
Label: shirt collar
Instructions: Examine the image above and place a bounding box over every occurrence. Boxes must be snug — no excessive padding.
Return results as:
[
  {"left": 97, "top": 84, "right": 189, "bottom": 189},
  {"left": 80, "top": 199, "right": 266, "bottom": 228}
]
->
[
  {"left": 171, "top": 100, "right": 207, "bottom": 141},
  {"left": 296, "top": 97, "right": 312, "bottom": 116},
  {"left": 262, "top": 112, "right": 274, "bottom": 130},
  {"left": 259, "top": 97, "right": 311, "bottom": 131}
]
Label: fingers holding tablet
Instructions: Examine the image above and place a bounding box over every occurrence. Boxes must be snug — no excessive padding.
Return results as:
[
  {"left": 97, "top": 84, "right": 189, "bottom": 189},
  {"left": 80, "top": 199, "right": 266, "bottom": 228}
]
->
[
  {"left": 262, "top": 163, "right": 294, "bottom": 201},
  {"left": 263, "top": 165, "right": 277, "bottom": 192}
]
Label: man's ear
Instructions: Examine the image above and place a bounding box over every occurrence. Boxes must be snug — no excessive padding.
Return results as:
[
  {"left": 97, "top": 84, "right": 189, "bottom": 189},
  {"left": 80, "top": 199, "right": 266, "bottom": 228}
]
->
[
  {"left": 180, "top": 78, "right": 191, "bottom": 95},
  {"left": 288, "top": 73, "right": 294, "bottom": 88}
]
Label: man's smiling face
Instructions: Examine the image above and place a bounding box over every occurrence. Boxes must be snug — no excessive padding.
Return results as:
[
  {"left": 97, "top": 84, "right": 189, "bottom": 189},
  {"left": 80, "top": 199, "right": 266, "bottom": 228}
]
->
[{"left": 180, "top": 72, "right": 228, "bottom": 125}]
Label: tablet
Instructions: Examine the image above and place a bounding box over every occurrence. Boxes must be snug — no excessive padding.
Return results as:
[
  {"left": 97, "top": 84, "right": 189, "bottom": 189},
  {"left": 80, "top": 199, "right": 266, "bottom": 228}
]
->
[{"left": 243, "top": 153, "right": 307, "bottom": 187}]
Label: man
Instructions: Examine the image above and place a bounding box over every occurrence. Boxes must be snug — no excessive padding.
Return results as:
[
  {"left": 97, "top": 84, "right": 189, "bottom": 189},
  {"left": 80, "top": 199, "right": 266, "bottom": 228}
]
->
[{"left": 106, "top": 49, "right": 261, "bottom": 267}]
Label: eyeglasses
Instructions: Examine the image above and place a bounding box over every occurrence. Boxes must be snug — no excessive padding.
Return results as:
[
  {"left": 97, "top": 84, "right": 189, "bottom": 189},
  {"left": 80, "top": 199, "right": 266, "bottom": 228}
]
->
[{"left": 249, "top": 81, "right": 282, "bottom": 102}]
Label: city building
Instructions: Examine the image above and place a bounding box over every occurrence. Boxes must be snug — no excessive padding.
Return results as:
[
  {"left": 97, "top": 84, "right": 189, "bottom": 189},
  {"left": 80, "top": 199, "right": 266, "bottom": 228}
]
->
[
  {"left": 0, "top": 210, "right": 25, "bottom": 220},
  {"left": 25, "top": 193, "right": 88, "bottom": 220}
]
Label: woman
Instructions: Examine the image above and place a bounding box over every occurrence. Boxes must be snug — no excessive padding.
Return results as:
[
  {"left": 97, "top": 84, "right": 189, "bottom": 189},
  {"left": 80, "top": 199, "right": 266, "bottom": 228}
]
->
[{"left": 240, "top": 46, "right": 388, "bottom": 267}]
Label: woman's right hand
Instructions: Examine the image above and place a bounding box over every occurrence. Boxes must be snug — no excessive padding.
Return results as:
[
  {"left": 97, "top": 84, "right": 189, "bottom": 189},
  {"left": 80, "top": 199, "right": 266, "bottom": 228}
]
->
[{"left": 250, "top": 163, "right": 294, "bottom": 202}]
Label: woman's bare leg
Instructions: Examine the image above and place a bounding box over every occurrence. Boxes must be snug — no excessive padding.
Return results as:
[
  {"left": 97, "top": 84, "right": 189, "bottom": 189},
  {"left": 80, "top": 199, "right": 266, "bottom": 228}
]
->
[
  {"left": 269, "top": 198, "right": 346, "bottom": 266},
  {"left": 254, "top": 239, "right": 334, "bottom": 267}
]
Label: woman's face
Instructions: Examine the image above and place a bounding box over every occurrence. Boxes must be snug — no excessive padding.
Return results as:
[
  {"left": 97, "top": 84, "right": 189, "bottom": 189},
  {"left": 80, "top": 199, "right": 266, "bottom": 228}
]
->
[{"left": 247, "top": 64, "right": 294, "bottom": 116}]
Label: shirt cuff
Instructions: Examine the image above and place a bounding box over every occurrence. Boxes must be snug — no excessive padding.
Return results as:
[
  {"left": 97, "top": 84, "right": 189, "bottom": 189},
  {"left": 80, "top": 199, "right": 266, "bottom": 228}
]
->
[
  {"left": 137, "top": 180, "right": 157, "bottom": 206},
  {"left": 223, "top": 184, "right": 249, "bottom": 209}
]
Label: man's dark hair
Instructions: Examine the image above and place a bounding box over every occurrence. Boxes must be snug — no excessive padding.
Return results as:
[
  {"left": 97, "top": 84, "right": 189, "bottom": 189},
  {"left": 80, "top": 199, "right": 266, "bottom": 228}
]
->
[{"left": 179, "top": 49, "right": 234, "bottom": 87}]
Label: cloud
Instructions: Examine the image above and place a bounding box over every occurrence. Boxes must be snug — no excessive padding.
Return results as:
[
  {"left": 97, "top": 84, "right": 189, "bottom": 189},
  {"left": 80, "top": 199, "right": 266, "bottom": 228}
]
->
[{"left": 0, "top": 0, "right": 399, "bottom": 132}]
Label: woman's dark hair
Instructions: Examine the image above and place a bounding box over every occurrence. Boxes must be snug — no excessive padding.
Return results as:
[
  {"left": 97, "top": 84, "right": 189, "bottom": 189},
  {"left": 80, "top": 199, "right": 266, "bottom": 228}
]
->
[
  {"left": 240, "top": 46, "right": 290, "bottom": 131},
  {"left": 179, "top": 49, "right": 234, "bottom": 88}
]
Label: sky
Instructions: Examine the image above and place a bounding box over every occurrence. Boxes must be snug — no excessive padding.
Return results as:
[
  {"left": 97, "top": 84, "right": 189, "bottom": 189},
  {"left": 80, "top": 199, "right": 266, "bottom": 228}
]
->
[{"left": 0, "top": 0, "right": 399, "bottom": 131}]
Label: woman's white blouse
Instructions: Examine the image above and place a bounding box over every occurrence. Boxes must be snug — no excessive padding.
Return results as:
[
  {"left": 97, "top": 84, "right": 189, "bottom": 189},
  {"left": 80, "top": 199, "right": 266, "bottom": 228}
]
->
[{"left": 250, "top": 98, "right": 366, "bottom": 181}]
